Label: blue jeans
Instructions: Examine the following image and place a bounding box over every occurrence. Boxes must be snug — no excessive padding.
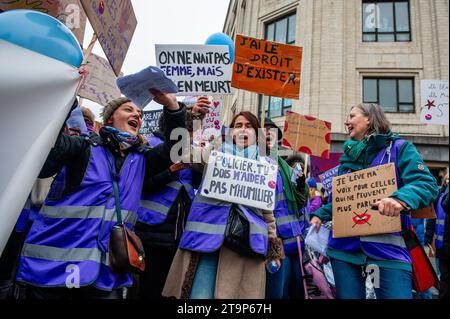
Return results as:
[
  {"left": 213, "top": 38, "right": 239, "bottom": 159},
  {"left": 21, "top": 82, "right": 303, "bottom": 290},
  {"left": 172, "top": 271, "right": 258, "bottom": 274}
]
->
[
  {"left": 266, "top": 254, "right": 304, "bottom": 299},
  {"left": 189, "top": 252, "right": 219, "bottom": 299},
  {"left": 330, "top": 258, "right": 412, "bottom": 299}
]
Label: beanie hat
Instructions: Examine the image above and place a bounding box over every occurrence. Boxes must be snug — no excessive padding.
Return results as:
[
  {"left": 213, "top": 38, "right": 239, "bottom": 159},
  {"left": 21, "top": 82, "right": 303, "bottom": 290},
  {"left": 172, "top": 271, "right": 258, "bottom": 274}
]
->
[
  {"left": 306, "top": 177, "right": 317, "bottom": 189},
  {"left": 263, "top": 118, "right": 283, "bottom": 140},
  {"left": 101, "top": 97, "right": 132, "bottom": 125}
]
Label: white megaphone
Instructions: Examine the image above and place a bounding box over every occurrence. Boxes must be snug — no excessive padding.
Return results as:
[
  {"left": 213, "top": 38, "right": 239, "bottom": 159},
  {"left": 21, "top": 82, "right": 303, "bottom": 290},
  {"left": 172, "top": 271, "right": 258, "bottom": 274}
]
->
[{"left": 0, "top": 10, "right": 83, "bottom": 254}]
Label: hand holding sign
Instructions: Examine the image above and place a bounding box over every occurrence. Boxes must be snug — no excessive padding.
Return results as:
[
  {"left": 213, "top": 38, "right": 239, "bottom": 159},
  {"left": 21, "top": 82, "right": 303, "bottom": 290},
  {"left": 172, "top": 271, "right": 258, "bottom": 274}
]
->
[
  {"left": 372, "top": 198, "right": 407, "bottom": 217},
  {"left": 193, "top": 96, "right": 212, "bottom": 115},
  {"left": 149, "top": 89, "right": 179, "bottom": 111}
]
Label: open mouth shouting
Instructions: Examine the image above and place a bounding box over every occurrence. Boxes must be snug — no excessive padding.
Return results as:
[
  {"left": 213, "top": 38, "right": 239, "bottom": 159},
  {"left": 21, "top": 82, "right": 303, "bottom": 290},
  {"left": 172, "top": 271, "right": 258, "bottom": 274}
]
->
[{"left": 127, "top": 119, "right": 139, "bottom": 133}]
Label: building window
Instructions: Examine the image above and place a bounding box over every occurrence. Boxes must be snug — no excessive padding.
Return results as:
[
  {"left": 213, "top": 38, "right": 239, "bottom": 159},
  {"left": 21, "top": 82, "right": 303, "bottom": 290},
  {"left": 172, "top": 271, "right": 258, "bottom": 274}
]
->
[
  {"left": 363, "top": 78, "right": 415, "bottom": 113},
  {"left": 362, "top": 1, "right": 411, "bottom": 42},
  {"left": 259, "top": 13, "right": 296, "bottom": 120}
]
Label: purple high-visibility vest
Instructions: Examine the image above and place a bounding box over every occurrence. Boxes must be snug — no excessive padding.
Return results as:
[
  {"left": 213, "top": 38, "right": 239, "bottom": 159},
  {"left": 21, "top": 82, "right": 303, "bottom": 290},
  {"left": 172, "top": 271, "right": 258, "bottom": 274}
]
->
[
  {"left": 138, "top": 135, "right": 195, "bottom": 225},
  {"left": 328, "top": 139, "right": 412, "bottom": 264},
  {"left": 435, "top": 193, "right": 445, "bottom": 249},
  {"left": 178, "top": 157, "right": 274, "bottom": 256},
  {"left": 273, "top": 171, "right": 304, "bottom": 254},
  {"left": 16, "top": 145, "right": 146, "bottom": 290}
]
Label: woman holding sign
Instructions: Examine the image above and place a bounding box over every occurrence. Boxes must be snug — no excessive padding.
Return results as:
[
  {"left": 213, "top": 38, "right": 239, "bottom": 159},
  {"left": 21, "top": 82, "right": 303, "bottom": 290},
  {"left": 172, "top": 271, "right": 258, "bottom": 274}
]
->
[
  {"left": 16, "top": 94, "right": 187, "bottom": 299},
  {"left": 163, "top": 111, "right": 282, "bottom": 299},
  {"left": 310, "top": 103, "right": 438, "bottom": 299}
]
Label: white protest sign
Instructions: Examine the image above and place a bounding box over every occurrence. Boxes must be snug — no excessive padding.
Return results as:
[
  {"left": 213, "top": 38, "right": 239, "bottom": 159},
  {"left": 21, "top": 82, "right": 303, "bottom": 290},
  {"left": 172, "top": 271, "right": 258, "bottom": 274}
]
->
[
  {"left": 201, "top": 151, "right": 278, "bottom": 210},
  {"left": 193, "top": 98, "right": 223, "bottom": 145},
  {"left": 155, "top": 44, "right": 233, "bottom": 96},
  {"left": 116, "top": 66, "right": 178, "bottom": 108},
  {"left": 420, "top": 80, "right": 449, "bottom": 125},
  {"left": 0, "top": 40, "right": 80, "bottom": 254}
]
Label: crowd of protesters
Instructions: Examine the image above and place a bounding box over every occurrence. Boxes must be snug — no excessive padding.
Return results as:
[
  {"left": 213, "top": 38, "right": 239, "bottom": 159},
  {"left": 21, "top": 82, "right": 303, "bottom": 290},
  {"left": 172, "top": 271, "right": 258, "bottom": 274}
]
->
[{"left": 0, "top": 69, "right": 447, "bottom": 300}]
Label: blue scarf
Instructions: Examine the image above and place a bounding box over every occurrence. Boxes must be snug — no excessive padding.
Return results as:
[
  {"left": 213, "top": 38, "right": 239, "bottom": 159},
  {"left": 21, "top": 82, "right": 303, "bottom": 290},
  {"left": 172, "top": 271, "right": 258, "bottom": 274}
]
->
[
  {"left": 221, "top": 142, "right": 259, "bottom": 160},
  {"left": 102, "top": 126, "right": 140, "bottom": 150}
]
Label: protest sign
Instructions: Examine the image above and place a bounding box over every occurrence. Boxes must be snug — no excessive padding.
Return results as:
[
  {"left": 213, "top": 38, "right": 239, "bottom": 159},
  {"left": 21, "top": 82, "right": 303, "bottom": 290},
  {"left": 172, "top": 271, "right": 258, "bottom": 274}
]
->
[
  {"left": 155, "top": 44, "right": 233, "bottom": 96},
  {"left": 193, "top": 98, "right": 223, "bottom": 145},
  {"left": 310, "top": 153, "right": 342, "bottom": 182},
  {"left": 78, "top": 51, "right": 121, "bottom": 106},
  {"left": 0, "top": 0, "right": 87, "bottom": 44},
  {"left": 282, "top": 111, "right": 331, "bottom": 159},
  {"left": 139, "top": 109, "right": 163, "bottom": 136},
  {"left": 332, "top": 163, "right": 401, "bottom": 238},
  {"left": 319, "top": 165, "right": 339, "bottom": 194},
  {"left": 420, "top": 80, "right": 449, "bottom": 125},
  {"left": 116, "top": 66, "right": 178, "bottom": 108},
  {"left": 201, "top": 151, "right": 278, "bottom": 210},
  {"left": 231, "top": 34, "right": 302, "bottom": 99},
  {"left": 80, "top": 0, "right": 137, "bottom": 76},
  {"left": 0, "top": 40, "right": 80, "bottom": 253}
]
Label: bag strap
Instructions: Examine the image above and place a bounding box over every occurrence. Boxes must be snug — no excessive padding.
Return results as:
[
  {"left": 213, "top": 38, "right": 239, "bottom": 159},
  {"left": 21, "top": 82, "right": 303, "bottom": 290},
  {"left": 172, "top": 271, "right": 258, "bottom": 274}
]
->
[
  {"left": 296, "top": 236, "right": 310, "bottom": 299},
  {"left": 104, "top": 149, "right": 123, "bottom": 226}
]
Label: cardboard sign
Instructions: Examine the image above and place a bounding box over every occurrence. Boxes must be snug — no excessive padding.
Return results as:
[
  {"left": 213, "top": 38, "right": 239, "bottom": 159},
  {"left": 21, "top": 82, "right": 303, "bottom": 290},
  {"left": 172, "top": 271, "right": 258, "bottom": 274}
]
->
[
  {"left": 231, "top": 34, "right": 302, "bottom": 99},
  {"left": 155, "top": 44, "right": 233, "bottom": 96},
  {"left": 411, "top": 205, "right": 436, "bottom": 219},
  {"left": 78, "top": 51, "right": 121, "bottom": 106},
  {"left": 80, "top": 0, "right": 137, "bottom": 76},
  {"left": 420, "top": 80, "right": 449, "bottom": 125},
  {"left": 282, "top": 112, "right": 331, "bottom": 159},
  {"left": 310, "top": 153, "right": 342, "bottom": 182},
  {"left": 139, "top": 110, "right": 163, "bottom": 136},
  {"left": 318, "top": 165, "right": 339, "bottom": 194},
  {"left": 0, "top": 0, "right": 87, "bottom": 44},
  {"left": 332, "top": 163, "right": 401, "bottom": 238},
  {"left": 193, "top": 98, "right": 222, "bottom": 145},
  {"left": 201, "top": 151, "right": 278, "bottom": 210}
]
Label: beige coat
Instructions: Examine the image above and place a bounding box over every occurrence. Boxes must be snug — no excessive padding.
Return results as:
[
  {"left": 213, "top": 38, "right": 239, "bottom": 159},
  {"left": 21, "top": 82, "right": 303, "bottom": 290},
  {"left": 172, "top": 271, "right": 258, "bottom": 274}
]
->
[{"left": 162, "top": 209, "right": 281, "bottom": 299}]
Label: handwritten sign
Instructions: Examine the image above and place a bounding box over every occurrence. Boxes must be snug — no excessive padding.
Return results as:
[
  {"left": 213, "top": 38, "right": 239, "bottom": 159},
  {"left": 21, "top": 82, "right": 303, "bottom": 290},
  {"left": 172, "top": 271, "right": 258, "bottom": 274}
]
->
[
  {"left": 78, "top": 51, "right": 121, "bottom": 106},
  {"left": 420, "top": 80, "right": 449, "bottom": 125},
  {"left": 193, "top": 98, "right": 222, "bottom": 145},
  {"left": 80, "top": 0, "right": 137, "bottom": 76},
  {"left": 201, "top": 151, "right": 278, "bottom": 210},
  {"left": 282, "top": 112, "right": 331, "bottom": 159},
  {"left": 332, "top": 163, "right": 401, "bottom": 238},
  {"left": 318, "top": 166, "right": 339, "bottom": 194},
  {"left": 139, "top": 110, "right": 163, "bottom": 136},
  {"left": 310, "top": 153, "right": 342, "bottom": 182},
  {"left": 231, "top": 34, "right": 302, "bottom": 99},
  {"left": 0, "top": 0, "right": 87, "bottom": 44},
  {"left": 155, "top": 44, "right": 233, "bottom": 96},
  {"left": 116, "top": 66, "right": 178, "bottom": 108}
]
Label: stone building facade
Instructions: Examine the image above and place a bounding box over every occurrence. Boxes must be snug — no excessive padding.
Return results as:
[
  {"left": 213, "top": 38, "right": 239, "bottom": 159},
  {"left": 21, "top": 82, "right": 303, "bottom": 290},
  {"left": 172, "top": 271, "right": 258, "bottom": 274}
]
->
[{"left": 222, "top": 0, "right": 449, "bottom": 181}]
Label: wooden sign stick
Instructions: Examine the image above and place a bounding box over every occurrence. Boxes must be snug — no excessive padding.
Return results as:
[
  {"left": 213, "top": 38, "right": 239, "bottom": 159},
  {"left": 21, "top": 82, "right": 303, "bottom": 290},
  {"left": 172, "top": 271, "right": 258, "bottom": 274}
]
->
[
  {"left": 78, "top": 33, "right": 98, "bottom": 107},
  {"left": 260, "top": 95, "right": 267, "bottom": 127},
  {"left": 304, "top": 154, "right": 310, "bottom": 178}
]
